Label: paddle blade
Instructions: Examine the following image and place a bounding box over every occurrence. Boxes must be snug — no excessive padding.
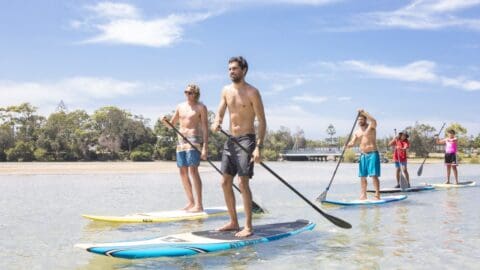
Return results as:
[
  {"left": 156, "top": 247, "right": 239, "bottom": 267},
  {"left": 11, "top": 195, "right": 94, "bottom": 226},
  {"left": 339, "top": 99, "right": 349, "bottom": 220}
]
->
[
  {"left": 252, "top": 201, "right": 266, "bottom": 214},
  {"left": 324, "top": 212, "right": 352, "bottom": 229},
  {"left": 316, "top": 190, "right": 327, "bottom": 203},
  {"left": 417, "top": 164, "right": 424, "bottom": 176},
  {"left": 399, "top": 173, "right": 408, "bottom": 191}
]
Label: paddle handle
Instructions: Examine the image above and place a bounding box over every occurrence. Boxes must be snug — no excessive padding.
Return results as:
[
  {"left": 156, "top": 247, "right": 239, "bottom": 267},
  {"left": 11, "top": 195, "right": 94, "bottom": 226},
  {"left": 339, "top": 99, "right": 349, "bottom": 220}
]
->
[
  {"left": 219, "top": 128, "right": 352, "bottom": 229},
  {"left": 163, "top": 119, "right": 265, "bottom": 214}
]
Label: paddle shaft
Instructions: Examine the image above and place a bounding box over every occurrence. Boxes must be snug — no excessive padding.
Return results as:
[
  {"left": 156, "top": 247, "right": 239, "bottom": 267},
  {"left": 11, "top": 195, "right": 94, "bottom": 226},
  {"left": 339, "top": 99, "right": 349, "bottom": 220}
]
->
[
  {"left": 219, "top": 128, "right": 352, "bottom": 229},
  {"left": 417, "top": 123, "right": 446, "bottom": 176},
  {"left": 164, "top": 119, "right": 265, "bottom": 214},
  {"left": 320, "top": 113, "right": 359, "bottom": 199}
]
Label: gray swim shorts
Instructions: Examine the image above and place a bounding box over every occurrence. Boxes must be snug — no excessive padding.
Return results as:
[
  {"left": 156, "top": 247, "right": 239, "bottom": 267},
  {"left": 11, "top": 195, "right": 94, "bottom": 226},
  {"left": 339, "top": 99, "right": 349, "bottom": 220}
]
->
[{"left": 220, "top": 134, "right": 256, "bottom": 178}]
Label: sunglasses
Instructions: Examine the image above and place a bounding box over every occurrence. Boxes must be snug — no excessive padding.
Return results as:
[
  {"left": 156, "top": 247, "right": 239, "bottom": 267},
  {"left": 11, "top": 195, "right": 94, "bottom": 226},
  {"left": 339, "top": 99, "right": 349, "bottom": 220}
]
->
[{"left": 184, "top": 91, "right": 195, "bottom": 96}]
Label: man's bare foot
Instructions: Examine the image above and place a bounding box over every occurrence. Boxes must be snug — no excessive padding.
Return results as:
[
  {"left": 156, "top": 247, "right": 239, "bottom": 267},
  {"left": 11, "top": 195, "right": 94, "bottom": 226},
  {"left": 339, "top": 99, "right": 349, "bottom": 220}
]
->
[
  {"left": 216, "top": 222, "right": 239, "bottom": 232},
  {"left": 374, "top": 195, "right": 381, "bottom": 200},
  {"left": 359, "top": 195, "right": 367, "bottom": 200},
  {"left": 235, "top": 228, "right": 253, "bottom": 237},
  {"left": 187, "top": 206, "right": 204, "bottom": 213},
  {"left": 444, "top": 180, "right": 451, "bottom": 184},
  {"left": 182, "top": 203, "right": 194, "bottom": 211}
]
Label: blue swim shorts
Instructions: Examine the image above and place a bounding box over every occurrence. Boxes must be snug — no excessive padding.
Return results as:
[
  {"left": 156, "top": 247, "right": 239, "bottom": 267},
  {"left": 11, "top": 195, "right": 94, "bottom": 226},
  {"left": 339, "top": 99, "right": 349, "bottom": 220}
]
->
[
  {"left": 176, "top": 149, "right": 200, "bottom": 167},
  {"left": 358, "top": 151, "right": 381, "bottom": 177},
  {"left": 394, "top": 161, "right": 407, "bottom": 168}
]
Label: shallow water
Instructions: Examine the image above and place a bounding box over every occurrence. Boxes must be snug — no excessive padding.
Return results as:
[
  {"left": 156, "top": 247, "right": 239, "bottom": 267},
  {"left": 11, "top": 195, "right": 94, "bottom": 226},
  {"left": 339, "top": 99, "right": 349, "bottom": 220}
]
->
[{"left": 1, "top": 162, "right": 479, "bottom": 269}]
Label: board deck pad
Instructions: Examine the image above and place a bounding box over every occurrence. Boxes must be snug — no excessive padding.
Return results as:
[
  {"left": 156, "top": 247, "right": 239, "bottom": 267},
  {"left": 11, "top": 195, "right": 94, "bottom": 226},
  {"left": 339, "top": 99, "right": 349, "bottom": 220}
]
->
[
  {"left": 75, "top": 220, "right": 315, "bottom": 259},
  {"left": 367, "top": 185, "right": 435, "bottom": 193},
  {"left": 82, "top": 206, "right": 243, "bottom": 223},
  {"left": 432, "top": 181, "right": 476, "bottom": 188},
  {"left": 322, "top": 194, "right": 407, "bottom": 206}
]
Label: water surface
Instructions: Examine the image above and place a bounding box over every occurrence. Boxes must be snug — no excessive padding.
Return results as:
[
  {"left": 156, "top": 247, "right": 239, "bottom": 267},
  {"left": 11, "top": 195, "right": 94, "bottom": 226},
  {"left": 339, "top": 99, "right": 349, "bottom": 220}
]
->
[{"left": 1, "top": 162, "right": 479, "bottom": 269}]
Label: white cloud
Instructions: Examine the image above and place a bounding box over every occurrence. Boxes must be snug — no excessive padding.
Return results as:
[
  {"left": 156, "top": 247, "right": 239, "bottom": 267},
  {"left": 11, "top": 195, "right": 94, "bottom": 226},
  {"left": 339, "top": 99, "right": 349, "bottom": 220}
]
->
[
  {"left": 358, "top": 0, "right": 480, "bottom": 30},
  {"left": 88, "top": 2, "right": 140, "bottom": 19},
  {"left": 74, "top": 2, "right": 212, "bottom": 47},
  {"left": 338, "top": 60, "right": 480, "bottom": 91},
  {"left": 0, "top": 77, "right": 140, "bottom": 114},
  {"left": 342, "top": 60, "right": 438, "bottom": 82},
  {"left": 187, "top": 0, "right": 341, "bottom": 8},
  {"left": 293, "top": 94, "right": 328, "bottom": 103}
]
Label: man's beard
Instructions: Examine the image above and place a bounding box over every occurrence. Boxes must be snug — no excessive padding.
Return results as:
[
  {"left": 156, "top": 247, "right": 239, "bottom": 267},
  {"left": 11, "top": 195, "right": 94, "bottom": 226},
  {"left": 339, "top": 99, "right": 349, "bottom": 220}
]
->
[{"left": 230, "top": 74, "right": 243, "bottom": 83}]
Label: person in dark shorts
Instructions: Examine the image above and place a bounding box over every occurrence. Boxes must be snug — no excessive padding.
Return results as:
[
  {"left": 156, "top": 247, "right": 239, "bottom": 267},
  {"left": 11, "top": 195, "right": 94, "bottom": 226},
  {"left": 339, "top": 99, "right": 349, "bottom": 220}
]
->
[
  {"left": 436, "top": 129, "right": 459, "bottom": 184},
  {"left": 211, "top": 56, "right": 267, "bottom": 237}
]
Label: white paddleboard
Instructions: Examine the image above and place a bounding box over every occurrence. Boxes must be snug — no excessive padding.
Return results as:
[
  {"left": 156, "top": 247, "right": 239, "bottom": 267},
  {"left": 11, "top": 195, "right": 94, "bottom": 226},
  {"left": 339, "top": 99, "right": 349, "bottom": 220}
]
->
[{"left": 322, "top": 194, "right": 408, "bottom": 206}]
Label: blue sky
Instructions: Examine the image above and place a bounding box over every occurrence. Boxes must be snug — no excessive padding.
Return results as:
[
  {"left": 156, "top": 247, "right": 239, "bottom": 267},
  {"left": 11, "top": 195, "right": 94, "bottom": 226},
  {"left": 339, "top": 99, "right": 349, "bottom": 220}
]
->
[{"left": 1, "top": 0, "right": 479, "bottom": 139}]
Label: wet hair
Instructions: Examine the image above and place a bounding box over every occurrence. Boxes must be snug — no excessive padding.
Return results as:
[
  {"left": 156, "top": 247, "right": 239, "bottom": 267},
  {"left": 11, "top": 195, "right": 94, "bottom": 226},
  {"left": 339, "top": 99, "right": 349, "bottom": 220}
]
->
[
  {"left": 228, "top": 56, "right": 248, "bottom": 74},
  {"left": 186, "top": 84, "right": 200, "bottom": 102}
]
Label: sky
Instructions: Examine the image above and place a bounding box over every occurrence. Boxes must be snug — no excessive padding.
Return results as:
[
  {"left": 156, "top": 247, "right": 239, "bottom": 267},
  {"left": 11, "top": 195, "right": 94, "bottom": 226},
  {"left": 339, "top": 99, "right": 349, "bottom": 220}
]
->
[{"left": 1, "top": 0, "right": 479, "bottom": 139}]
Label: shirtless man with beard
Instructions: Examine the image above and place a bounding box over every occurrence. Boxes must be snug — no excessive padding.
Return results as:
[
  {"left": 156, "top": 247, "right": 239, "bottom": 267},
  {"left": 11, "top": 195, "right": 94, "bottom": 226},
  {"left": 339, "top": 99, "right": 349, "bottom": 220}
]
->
[
  {"left": 347, "top": 109, "right": 381, "bottom": 200},
  {"left": 211, "top": 56, "right": 266, "bottom": 237}
]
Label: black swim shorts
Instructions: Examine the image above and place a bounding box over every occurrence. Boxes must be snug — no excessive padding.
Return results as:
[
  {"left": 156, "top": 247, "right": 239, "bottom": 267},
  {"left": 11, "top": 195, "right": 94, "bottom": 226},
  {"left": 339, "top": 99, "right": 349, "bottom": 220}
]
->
[{"left": 220, "top": 134, "right": 256, "bottom": 178}]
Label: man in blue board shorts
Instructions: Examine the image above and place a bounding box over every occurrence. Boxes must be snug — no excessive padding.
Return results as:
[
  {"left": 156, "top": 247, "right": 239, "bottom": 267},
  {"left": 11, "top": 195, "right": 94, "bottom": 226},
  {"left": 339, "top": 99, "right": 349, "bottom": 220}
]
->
[
  {"left": 162, "top": 84, "right": 209, "bottom": 213},
  {"left": 347, "top": 109, "right": 381, "bottom": 200}
]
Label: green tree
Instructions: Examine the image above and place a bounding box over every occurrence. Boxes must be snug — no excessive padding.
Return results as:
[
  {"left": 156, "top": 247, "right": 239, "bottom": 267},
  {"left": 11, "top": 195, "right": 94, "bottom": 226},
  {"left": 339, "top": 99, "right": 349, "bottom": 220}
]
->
[
  {"left": 6, "top": 141, "right": 35, "bottom": 161},
  {"left": 0, "top": 124, "right": 15, "bottom": 161},
  {"left": 405, "top": 122, "right": 436, "bottom": 158}
]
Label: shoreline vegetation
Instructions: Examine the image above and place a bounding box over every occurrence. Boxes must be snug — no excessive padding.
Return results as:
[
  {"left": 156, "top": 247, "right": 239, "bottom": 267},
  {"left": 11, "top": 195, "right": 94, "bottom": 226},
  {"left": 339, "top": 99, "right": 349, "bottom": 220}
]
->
[
  {"left": 1, "top": 103, "right": 479, "bottom": 164},
  {"left": 0, "top": 158, "right": 464, "bottom": 175}
]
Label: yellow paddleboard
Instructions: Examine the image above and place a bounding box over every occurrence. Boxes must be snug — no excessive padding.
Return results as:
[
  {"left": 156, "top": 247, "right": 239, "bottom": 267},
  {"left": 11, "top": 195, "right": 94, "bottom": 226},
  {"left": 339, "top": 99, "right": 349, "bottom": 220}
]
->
[{"left": 82, "top": 206, "right": 243, "bottom": 223}]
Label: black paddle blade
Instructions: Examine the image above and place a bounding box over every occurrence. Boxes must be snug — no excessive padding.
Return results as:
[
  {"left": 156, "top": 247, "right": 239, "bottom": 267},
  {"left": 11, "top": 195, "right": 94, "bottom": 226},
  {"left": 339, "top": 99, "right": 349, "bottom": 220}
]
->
[
  {"left": 324, "top": 212, "right": 352, "bottom": 229},
  {"left": 252, "top": 202, "right": 266, "bottom": 214},
  {"left": 417, "top": 164, "right": 424, "bottom": 176}
]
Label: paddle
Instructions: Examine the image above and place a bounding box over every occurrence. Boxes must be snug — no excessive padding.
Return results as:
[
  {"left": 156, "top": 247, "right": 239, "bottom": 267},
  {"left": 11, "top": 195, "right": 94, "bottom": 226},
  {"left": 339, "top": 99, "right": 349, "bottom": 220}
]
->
[
  {"left": 316, "top": 113, "right": 359, "bottom": 202},
  {"left": 163, "top": 119, "right": 266, "bottom": 214},
  {"left": 417, "top": 123, "right": 446, "bottom": 176},
  {"left": 219, "top": 127, "right": 352, "bottom": 229},
  {"left": 394, "top": 129, "right": 409, "bottom": 190}
]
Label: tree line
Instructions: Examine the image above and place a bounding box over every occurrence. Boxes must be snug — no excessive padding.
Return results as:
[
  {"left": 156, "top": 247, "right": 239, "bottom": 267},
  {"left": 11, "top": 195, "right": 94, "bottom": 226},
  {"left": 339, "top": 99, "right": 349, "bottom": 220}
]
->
[{"left": 1, "top": 103, "right": 479, "bottom": 162}]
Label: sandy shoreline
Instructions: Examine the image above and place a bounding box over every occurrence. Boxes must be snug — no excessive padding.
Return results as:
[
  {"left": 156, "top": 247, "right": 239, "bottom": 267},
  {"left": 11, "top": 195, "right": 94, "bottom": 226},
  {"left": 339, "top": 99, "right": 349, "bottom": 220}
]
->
[
  {"left": 0, "top": 159, "right": 446, "bottom": 175},
  {"left": 0, "top": 161, "right": 215, "bottom": 175}
]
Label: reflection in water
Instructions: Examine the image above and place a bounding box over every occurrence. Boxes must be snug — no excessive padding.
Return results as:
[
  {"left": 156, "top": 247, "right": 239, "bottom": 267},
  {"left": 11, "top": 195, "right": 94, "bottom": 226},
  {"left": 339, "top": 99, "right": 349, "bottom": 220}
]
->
[
  {"left": 353, "top": 207, "right": 383, "bottom": 269},
  {"left": 442, "top": 189, "right": 464, "bottom": 253},
  {"left": 391, "top": 205, "right": 414, "bottom": 258}
]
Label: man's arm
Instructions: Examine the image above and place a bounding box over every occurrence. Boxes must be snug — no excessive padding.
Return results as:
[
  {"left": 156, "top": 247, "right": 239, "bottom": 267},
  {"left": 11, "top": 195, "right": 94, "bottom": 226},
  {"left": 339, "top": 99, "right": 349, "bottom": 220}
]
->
[
  {"left": 162, "top": 106, "right": 180, "bottom": 128},
  {"left": 251, "top": 88, "right": 266, "bottom": 163},
  {"left": 359, "top": 109, "right": 377, "bottom": 129},
  {"left": 346, "top": 132, "right": 358, "bottom": 148},
  {"left": 211, "top": 88, "right": 227, "bottom": 132},
  {"left": 200, "top": 104, "right": 209, "bottom": 160},
  {"left": 251, "top": 89, "right": 266, "bottom": 147}
]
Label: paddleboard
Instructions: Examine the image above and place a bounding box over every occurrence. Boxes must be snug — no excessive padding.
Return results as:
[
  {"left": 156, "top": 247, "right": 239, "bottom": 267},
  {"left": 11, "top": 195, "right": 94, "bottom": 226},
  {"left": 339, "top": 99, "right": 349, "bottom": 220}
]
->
[
  {"left": 367, "top": 185, "right": 434, "bottom": 194},
  {"left": 82, "top": 206, "right": 243, "bottom": 223},
  {"left": 431, "top": 181, "right": 476, "bottom": 188},
  {"left": 75, "top": 219, "right": 315, "bottom": 259},
  {"left": 322, "top": 194, "right": 407, "bottom": 206}
]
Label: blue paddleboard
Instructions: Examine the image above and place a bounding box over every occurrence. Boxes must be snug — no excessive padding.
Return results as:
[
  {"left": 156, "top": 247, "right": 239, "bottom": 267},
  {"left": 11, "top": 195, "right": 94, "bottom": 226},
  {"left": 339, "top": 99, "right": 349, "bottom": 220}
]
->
[
  {"left": 322, "top": 194, "right": 407, "bottom": 206},
  {"left": 75, "top": 219, "right": 315, "bottom": 259}
]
